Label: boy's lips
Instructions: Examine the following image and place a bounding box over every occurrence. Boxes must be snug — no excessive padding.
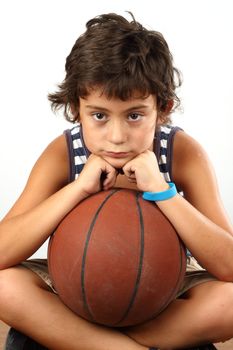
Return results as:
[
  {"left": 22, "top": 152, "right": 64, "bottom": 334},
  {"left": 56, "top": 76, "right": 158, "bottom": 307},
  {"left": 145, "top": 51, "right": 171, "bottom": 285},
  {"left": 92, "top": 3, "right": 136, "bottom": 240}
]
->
[{"left": 104, "top": 151, "right": 130, "bottom": 158}]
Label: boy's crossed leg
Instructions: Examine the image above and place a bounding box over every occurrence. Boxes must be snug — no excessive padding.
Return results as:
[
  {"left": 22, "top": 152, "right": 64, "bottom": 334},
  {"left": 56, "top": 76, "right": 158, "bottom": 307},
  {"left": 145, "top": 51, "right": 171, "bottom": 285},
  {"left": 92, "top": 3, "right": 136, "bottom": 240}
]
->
[
  {"left": 1, "top": 267, "right": 232, "bottom": 349},
  {"left": 125, "top": 281, "right": 233, "bottom": 349},
  {"left": 0, "top": 267, "right": 147, "bottom": 350}
]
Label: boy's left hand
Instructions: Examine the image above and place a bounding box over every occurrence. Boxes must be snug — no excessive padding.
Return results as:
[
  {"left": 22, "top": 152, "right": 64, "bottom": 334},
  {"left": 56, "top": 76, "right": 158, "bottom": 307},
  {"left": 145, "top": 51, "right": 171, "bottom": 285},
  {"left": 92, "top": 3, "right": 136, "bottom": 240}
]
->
[{"left": 122, "top": 150, "right": 168, "bottom": 193}]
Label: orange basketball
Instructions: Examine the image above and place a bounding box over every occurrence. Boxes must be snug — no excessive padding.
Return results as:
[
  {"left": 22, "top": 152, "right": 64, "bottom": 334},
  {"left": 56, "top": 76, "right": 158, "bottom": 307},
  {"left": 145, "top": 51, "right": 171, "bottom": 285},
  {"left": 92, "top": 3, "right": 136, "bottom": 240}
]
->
[{"left": 48, "top": 188, "right": 186, "bottom": 327}]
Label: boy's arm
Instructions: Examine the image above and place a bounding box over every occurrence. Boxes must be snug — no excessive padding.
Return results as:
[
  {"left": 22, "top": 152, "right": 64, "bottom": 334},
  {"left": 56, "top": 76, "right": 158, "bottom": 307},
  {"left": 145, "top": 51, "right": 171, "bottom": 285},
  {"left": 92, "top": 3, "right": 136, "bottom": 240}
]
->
[
  {"left": 160, "top": 131, "right": 233, "bottom": 280},
  {"left": 173, "top": 131, "right": 233, "bottom": 234},
  {"left": 0, "top": 135, "right": 84, "bottom": 268},
  {"left": 0, "top": 135, "right": 116, "bottom": 269},
  {"left": 122, "top": 130, "right": 233, "bottom": 281}
]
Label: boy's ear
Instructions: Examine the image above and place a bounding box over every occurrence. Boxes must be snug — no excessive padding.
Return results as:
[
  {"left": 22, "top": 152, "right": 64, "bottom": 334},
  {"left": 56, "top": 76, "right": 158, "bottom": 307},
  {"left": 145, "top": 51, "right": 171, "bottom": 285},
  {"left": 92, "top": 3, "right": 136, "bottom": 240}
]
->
[
  {"left": 164, "top": 99, "right": 174, "bottom": 114},
  {"left": 157, "top": 100, "right": 174, "bottom": 125}
]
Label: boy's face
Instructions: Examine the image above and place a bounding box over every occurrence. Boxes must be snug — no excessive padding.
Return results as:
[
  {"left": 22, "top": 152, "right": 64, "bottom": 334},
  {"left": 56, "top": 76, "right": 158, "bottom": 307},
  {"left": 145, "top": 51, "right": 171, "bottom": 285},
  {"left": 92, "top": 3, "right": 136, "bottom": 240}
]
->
[{"left": 79, "top": 88, "right": 158, "bottom": 169}]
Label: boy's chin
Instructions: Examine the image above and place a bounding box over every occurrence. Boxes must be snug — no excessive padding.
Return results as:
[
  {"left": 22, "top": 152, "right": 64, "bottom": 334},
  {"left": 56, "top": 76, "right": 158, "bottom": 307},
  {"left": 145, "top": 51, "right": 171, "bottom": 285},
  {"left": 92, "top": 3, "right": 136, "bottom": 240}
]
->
[{"left": 102, "top": 156, "right": 129, "bottom": 170}]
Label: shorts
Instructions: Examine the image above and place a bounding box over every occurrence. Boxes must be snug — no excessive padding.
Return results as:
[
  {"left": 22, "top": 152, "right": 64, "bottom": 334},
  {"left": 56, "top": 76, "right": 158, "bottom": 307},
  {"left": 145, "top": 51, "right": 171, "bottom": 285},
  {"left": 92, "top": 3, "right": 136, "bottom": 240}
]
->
[
  {"left": 178, "top": 256, "right": 216, "bottom": 296},
  {"left": 21, "top": 256, "right": 216, "bottom": 296}
]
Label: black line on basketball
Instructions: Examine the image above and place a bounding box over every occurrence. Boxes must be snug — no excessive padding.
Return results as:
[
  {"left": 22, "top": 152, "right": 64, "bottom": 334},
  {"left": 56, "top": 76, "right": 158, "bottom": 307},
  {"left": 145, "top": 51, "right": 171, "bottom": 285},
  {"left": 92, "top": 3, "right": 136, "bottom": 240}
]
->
[
  {"left": 114, "top": 191, "right": 144, "bottom": 326},
  {"left": 81, "top": 189, "right": 120, "bottom": 321}
]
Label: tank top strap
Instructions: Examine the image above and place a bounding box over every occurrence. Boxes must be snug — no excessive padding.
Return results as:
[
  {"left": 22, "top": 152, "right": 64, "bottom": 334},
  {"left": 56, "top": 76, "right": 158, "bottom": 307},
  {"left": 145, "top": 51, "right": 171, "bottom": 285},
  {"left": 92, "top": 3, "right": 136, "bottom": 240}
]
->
[
  {"left": 64, "top": 124, "right": 89, "bottom": 182},
  {"left": 154, "top": 125, "right": 183, "bottom": 183}
]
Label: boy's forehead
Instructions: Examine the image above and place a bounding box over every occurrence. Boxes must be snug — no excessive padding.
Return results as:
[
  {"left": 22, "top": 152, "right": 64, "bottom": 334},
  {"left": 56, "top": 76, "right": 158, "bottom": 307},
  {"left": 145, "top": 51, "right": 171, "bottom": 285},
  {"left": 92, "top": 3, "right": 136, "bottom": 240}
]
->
[{"left": 80, "top": 88, "right": 157, "bottom": 107}]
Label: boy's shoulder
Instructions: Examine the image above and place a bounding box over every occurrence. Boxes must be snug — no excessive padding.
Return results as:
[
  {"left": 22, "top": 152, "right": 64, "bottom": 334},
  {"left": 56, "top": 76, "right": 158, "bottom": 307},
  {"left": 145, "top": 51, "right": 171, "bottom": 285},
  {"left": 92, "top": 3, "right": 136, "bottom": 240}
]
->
[
  {"left": 39, "top": 133, "right": 70, "bottom": 183},
  {"left": 171, "top": 128, "right": 211, "bottom": 189}
]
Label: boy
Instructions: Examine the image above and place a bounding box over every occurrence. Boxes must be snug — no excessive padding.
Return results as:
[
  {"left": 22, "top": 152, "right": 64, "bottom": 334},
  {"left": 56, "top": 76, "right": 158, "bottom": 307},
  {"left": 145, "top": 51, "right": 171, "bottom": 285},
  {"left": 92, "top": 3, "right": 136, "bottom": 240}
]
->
[{"left": 1, "top": 12, "right": 233, "bottom": 350}]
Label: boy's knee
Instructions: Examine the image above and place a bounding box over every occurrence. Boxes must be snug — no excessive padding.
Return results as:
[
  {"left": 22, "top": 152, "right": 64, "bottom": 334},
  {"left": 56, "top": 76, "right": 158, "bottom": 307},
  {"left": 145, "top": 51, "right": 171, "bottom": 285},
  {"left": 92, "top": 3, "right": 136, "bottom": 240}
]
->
[
  {"left": 0, "top": 268, "right": 21, "bottom": 305},
  {"left": 0, "top": 267, "right": 32, "bottom": 312},
  {"left": 196, "top": 282, "right": 233, "bottom": 340}
]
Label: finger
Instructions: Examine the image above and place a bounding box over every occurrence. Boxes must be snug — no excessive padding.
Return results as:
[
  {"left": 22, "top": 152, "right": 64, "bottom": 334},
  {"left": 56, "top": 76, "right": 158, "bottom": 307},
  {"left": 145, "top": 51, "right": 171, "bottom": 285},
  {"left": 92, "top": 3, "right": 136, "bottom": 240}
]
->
[
  {"left": 103, "top": 174, "right": 117, "bottom": 190},
  {"left": 100, "top": 171, "right": 108, "bottom": 188},
  {"left": 123, "top": 167, "right": 135, "bottom": 178},
  {"left": 102, "top": 167, "right": 117, "bottom": 189},
  {"left": 128, "top": 172, "right": 136, "bottom": 178},
  {"left": 127, "top": 178, "right": 137, "bottom": 183}
]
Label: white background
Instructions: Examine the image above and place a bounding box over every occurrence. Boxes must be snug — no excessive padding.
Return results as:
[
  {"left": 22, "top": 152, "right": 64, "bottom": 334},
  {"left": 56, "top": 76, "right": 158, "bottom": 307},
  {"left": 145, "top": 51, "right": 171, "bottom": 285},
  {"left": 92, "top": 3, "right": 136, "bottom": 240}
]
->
[{"left": 0, "top": 0, "right": 232, "bottom": 258}]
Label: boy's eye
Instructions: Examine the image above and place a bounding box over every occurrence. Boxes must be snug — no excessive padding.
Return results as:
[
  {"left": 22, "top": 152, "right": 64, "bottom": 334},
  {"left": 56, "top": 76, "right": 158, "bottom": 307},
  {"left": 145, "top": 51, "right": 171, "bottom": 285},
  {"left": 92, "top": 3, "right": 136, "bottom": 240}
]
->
[
  {"left": 92, "top": 112, "right": 106, "bottom": 121},
  {"left": 128, "top": 113, "right": 142, "bottom": 121}
]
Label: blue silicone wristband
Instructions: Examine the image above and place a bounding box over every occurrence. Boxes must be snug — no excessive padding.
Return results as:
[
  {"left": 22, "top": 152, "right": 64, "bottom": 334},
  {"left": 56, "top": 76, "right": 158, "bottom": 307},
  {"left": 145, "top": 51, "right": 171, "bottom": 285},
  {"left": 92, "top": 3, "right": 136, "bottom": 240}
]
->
[{"left": 142, "top": 182, "right": 177, "bottom": 202}]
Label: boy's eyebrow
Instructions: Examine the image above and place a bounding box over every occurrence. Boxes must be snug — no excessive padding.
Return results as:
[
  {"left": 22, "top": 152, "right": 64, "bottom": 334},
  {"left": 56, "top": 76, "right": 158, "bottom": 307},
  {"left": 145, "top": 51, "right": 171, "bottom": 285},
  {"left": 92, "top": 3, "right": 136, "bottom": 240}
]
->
[{"left": 85, "top": 104, "right": 150, "bottom": 112}]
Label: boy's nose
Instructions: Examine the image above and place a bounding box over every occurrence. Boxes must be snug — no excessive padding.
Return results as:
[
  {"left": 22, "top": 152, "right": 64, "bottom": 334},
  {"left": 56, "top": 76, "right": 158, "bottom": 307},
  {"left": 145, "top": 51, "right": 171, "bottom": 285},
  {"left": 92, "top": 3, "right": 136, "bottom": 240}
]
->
[{"left": 107, "top": 121, "right": 127, "bottom": 144}]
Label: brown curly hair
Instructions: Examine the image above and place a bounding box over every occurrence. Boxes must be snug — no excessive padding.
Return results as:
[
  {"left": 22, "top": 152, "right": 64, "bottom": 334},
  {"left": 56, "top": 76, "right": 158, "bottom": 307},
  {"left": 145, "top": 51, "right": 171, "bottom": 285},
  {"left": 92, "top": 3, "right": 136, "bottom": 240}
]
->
[{"left": 48, "top": 12, "right": 182, "bottom": 124}]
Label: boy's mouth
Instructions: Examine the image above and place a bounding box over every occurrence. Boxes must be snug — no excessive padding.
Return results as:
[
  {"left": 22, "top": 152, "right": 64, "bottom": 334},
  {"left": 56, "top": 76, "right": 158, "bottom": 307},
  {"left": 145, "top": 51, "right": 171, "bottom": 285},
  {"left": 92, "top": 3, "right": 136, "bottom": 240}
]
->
[{"left": 104, "top": 152, "right": 129, "bottom": 158}]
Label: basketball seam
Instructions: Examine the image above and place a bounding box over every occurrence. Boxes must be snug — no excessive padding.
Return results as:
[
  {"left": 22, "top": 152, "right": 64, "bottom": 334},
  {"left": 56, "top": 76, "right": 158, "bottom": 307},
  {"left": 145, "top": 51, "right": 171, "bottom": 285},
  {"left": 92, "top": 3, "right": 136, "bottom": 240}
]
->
[
  {"left": 81, "top": 189, "right": 120, "bottom": 322},
  {"left": 114, "top": 191, "right": 144, "bottom": 326}
]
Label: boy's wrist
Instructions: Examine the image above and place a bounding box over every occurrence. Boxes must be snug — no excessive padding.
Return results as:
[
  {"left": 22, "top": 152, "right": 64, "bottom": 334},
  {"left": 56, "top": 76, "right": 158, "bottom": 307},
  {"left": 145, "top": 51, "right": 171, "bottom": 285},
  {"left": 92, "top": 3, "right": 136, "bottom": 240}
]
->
[{"left": 143, "top": 181, "right": 170, "bottom": 194}]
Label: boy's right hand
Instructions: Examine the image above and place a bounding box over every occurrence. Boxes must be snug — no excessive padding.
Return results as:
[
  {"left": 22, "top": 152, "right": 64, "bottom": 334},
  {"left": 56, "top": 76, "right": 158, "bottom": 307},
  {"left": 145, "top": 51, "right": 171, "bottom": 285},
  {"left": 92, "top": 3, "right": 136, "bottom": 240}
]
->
[{"left": 76, "top": 154, "right": 118, "bottom": 198}]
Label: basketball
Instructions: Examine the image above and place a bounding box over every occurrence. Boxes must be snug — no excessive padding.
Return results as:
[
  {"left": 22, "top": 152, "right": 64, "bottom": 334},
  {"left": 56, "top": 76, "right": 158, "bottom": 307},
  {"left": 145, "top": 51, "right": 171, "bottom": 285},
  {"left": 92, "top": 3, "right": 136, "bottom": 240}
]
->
[{"left": 48, "top": 188, "right": 186, "bottom": 327}]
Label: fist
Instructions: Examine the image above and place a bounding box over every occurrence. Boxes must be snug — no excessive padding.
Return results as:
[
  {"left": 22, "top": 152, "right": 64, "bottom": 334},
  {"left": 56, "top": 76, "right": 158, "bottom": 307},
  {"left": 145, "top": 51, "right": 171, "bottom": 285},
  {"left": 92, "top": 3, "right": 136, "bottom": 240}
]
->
[
  {"left": 76, "top": 154, "right": 118, "bottom": 197},
  {"left": 122, "top": 151, "right": 168, "bottom": 192}
]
